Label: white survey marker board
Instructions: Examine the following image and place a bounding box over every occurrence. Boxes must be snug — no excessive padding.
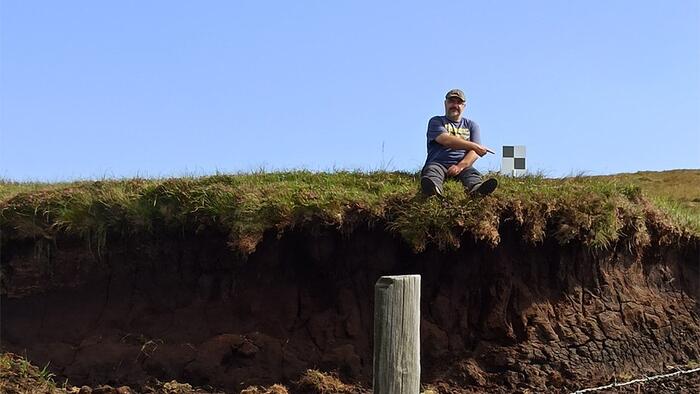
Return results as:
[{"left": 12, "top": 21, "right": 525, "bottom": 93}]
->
[{"left": 501, "top": 145, "right": 526, "bottom": 176}]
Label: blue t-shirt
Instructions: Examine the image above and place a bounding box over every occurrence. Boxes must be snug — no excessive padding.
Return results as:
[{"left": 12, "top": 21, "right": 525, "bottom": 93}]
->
[{"left": 425, "top": 115, "right": 481, "bottom": 166}]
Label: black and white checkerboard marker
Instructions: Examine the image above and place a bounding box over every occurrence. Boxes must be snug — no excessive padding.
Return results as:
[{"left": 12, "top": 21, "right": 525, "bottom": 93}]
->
[{"left": 501, "top": 145, "right": 526, "bottom": 176}]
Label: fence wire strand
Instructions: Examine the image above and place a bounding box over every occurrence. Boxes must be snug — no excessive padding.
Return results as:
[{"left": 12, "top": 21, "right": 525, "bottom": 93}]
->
[{"left": 571, "top": 366, "right": 700, "bottom": 393}]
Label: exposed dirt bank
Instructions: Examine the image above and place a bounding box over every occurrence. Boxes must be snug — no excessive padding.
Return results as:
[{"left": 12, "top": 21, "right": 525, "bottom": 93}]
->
[{"left": 1, "top": 221, "right": 699, "bottom": 393}]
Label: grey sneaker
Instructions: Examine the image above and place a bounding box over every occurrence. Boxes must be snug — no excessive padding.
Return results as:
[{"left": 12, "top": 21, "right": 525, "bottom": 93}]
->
[
  {"left": 469, "top": 178, "right": 498, "bottom": 196},
  {"left": 421, "top": 177, "right": 444, "bottom": 198}
]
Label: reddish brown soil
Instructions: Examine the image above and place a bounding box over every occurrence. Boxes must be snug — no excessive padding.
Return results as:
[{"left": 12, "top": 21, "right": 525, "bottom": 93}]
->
[{"left": 1, "top": 222, "right": 699, "bottom": 393}]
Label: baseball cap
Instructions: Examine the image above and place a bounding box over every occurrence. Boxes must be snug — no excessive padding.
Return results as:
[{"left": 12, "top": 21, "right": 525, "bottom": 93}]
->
[{"left": 445, "top": 89, "right": 466, "bottom": 102}]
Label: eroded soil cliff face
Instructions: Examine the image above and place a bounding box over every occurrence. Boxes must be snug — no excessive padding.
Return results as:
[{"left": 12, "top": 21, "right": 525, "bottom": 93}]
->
[{"left": 1, "top": 222, "right": 699, "bottom": 393}]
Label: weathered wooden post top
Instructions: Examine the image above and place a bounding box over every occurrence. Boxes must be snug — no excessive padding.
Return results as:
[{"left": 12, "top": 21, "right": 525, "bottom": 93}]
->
[{"left": 373, "top": 275, "right": 421, "bottom": 394}]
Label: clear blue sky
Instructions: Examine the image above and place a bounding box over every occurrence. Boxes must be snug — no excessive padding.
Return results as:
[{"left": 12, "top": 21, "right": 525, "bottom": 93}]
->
[{"left": 1, "top": 1, "right": 698, "bottom": 181}]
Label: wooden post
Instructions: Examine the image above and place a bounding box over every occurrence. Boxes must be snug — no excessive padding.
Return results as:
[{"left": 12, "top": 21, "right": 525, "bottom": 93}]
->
[{"left": 373, "top": 275, "right": 421, "bottom": 394}]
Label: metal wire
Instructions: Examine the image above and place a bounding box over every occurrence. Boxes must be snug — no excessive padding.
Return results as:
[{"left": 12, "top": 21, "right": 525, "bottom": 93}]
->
[{"left": 571, "top": 366, "right": 700, "bottom": 393}]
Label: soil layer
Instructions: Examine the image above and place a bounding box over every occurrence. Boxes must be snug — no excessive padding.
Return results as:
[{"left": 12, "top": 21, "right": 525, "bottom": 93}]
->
[{"left": 1, "top": 222, "right": 699, "bottom": 393}]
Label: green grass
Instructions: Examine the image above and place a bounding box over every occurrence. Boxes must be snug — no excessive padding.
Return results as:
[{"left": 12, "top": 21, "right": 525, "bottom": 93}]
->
[
  {"left": 595, "top": 169, "right": 700, "bottom": 234},
  {"left": 1, "top": 170, "right": 697, "bottom": 255},
  {"left": 0, "top": 179, "right": 71, "bottom": 201},
  {"left": 595, "top": 169, "right": 700, "bottom": 211},
  {"left": 0, "top": 353, "right": 60, "bottom": 393}
]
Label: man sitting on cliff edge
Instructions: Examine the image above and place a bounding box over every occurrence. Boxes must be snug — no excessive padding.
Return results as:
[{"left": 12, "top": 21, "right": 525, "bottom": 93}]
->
[{"left": 421, "top": 88, "right": 498, "bottom": 197}]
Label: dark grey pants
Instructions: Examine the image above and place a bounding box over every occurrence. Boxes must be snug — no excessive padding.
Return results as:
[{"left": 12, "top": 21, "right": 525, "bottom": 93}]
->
[{"left": 421, "top": 162, "right": 482, "bottom": 191}]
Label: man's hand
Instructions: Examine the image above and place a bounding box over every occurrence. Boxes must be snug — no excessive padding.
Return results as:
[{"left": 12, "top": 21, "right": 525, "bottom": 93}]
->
[
  {"left": 472, "top": 144, "right": 489, "bottom": 157},
  {"left": 447, "top": 163, "right": 468, "bottom": 176}
]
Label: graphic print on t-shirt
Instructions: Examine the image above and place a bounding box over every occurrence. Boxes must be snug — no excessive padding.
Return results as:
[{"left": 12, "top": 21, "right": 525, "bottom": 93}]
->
[{"left": 445, "top": 122, "right": 471, "bottom": 141}]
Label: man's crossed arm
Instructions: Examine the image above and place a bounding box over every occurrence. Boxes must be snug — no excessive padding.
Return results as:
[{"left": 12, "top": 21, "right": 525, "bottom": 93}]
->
[{"left": 435, "top": 133, "right": 493, "bottom": 176}]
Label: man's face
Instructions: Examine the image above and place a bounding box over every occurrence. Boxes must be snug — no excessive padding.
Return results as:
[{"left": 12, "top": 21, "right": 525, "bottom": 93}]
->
[{"left": 445, "top": 97, "right": 466, "bottom": 120}]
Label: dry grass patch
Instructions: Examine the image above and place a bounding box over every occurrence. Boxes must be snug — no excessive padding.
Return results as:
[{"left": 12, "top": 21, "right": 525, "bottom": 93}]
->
[
  {"left": 0, "top": 352, "right": 63, "bottom": 394},
  {"left": 295, "top": 369, "right": 362, "bottom": 394},
  {"left": 240, "top": 384, "right": 289, "bottom": 394}
]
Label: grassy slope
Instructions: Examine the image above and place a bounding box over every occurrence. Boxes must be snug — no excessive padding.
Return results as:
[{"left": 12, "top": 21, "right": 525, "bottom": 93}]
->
[
  {"left": 597, "top": 169, "right": 700, "bottom": 209},
  {"left": 596, "top": 169, "right": 700, "bottom": 229},
  {"left": 0, "top": 353, "right": 63, "bottom": 393},
  {"left": 0, "top": 170, "right": 697, "bottom": 255}
]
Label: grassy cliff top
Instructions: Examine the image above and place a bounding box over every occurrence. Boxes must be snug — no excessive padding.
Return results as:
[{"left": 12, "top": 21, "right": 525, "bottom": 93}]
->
[{"left": 1, "top": 170, "right": 698, "bottom": 254}]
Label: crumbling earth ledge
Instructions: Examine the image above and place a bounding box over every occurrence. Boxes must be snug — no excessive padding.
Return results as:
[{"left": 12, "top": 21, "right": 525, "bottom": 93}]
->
[{"left": 1, "top": 216, "right": 698, "bottom": 393}]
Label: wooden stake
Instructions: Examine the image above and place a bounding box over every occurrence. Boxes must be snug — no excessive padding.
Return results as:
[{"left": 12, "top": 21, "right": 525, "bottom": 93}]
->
[{"left": 373, "top": 275, "right": 421, "bottom": 394}]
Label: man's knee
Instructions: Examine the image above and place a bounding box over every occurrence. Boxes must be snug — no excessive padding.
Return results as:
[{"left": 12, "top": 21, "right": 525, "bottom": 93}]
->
[
  {"left": 458, "top": 166, "right": 483, "bottom": 189},
  {"left": 421, "top": 162, "right": 446, "bottom": 178},
  {"left": 461, "top": 166, "right": 481, "bottom": 177}
]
